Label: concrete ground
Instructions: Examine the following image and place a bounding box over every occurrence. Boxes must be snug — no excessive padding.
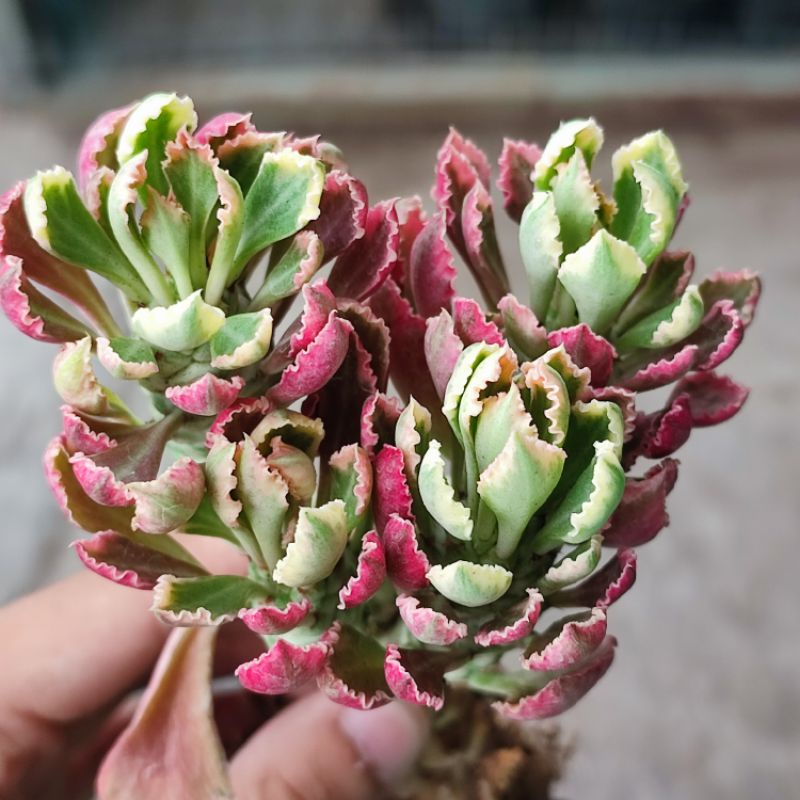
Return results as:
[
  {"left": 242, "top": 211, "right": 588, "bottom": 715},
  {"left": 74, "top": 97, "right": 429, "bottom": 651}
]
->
[{"left": 0, "top": 64, "right": 798, "bottom": 798}]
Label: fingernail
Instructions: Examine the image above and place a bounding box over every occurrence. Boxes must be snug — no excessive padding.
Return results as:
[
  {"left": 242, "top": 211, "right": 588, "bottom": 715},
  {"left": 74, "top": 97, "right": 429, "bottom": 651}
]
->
[{"left": 339, "top": 701, "right": 428, "bottom": 785}]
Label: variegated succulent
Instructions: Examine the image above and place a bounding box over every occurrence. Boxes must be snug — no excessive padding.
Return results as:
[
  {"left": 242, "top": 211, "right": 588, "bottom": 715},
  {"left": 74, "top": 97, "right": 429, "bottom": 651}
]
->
[{"left": 0, "top": 96, "right": 760, "bottom": 798}]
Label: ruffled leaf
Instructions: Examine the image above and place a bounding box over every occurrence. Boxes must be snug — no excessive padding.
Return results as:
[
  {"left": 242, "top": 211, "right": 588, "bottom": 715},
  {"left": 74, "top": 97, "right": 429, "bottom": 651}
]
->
[
  {"left": 373, "top": 445, "right": 414, "bottom": 534},
  {"left": 396, "top": 594, "right": 467, "bottom": 646},
  {"left": 317, "top": 625, "right": 392, "bottom": 709},
  {"left": 166, "top": 373, "right": 245, "bottom": 416},
  {"left": 518, "top": 192, "right": 563, "bottom": 321},
  {"left": 558, "top": 229, "right": 646, "bottom": 335},
  {"left": 76, "top": 102, "right": 134, "bottom": 189},
  {"left": 73, "top": 529, "right": 207, "bottom": 590},
  {"left": 152, "top": 574, "right": 267, "bottom": 626},
  {"left": 233, "top": 150, "right": 325, "bottom": 274},
  {"left": 236, "top": 638, "right": 328, "bottom": 694},
  {"left": 551, "top": 150, "right": 598, "bottom": 254},
  {"left": 408, "top": 212, "right": 456, "bottom": 318},
  {"left": 495, "top": 294, "right": 548, "bottom": 362},
  {"left": 522, "top": 609, "right": 608, "bottom": 672},
  {"left": 427, "top": 561, "right": 512, "bottom": 608},
  {"left": 384, "top": 644, "right": 450, "bottom": 711},
  {"left": 383, "top": 514, "right": 430, "bottom": 592},
  {"left": 474, "top": 589, "right": 543, "bottom": 647},
  {"left": 272, "top": 500, "right": 348, "bottom": 587},
  {"left": 338, "top": 531, "right": 386, "bottom": 609},
  {"left": 329, "top": 444, "right": 372, "bottom": 531},
  {"left": 536, "top": 536, "right": 603, "bottom": 594},
  {"left": 669, "top": 370, "right": 749, "bottom": 427},
  {"left": 546, "top": 324, "right": 616, "bottom": 387},
  {"left": 617, "top": 285, "right": 704, "bottom": 349},
  {"left": 309, "top": 169, "right": 368, "bottom": 261},
  {"left": 132, "top": 289, "right": 225, "bottom": 352},
  {"left": 698, "top": 269, "right": 760, "bottom": 327},
  {"left": 418, "top": 440, "right": 473, "bottom": 542},
  {"left": 494, "top": 636, "right": 616, "bottom": 720},
  {"left": 549, "top": 549, "right": 637, "bottom": 610},
  {"left": 602, "top": 458, "right": 678, "bottom": 547},
  {"left": 238, "top": 596, "right": 311, "bottom": 635},
  {"left": 328, "top": 199, "right": 399, "bottom": 301},
  {"left": 96, "top": 336, "right": 159, "bottom": 380},
  {"left": 533, "top": 118, "right": 604, "bottom": 190},
  {"left": 497, "top": 138, "right": 541, "bottom": 222},
  {"left": 209, "top": 310, "right": 273, "bottom": 370}
]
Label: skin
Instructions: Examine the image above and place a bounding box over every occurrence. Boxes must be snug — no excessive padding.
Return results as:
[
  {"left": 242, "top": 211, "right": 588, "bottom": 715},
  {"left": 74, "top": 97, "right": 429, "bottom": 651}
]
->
[{"left": 0, "top": 540, "right": 426, "bottom": 799}]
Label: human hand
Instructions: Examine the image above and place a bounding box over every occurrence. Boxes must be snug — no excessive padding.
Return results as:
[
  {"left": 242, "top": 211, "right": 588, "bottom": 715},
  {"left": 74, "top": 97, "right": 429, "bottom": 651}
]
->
[{"left": 0, "top": 566, "right": 427, "bottom": 799}]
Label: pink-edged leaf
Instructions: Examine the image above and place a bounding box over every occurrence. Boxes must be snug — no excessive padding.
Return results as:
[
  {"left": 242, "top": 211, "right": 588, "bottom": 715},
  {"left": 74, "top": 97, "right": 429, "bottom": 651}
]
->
[
  {"left": 0, "top": 258, "right": 94, "bottom": 342},
  {"left": 329, "top": 443, "right": 373, "bottom": 521},
  {"left": 309, "top": 169, "right": 368, "bottom": 261},
  {"left": 424, "top": 309, "right": 466, "bottom": 400},
  {"left": 382, "top": 513, "right": 430, "bottom": 592},
  {"left": 693, "top": 300, "right": 746, "bottom": 370},
  {"left": 337, "top": 298, "right": 391, "bottom": 391},
  {"left": 452, "top": 296, "right": 505, "bottom": 347},
  {"left": 474, "top": 588, "right": 543, "bottom": 647},
  {"left": 433, "top": 128, "right": 490, "bottom": 236},
  {"left": 396, "top": 594, "right": 467, "bottom": 646},
  {"left": 236, "top": 638, "right": 328, "bottom": 695},
  {"left": 367, "top": 278, "right": 440, "bottom": 409},
  {"left": 195, "top": 112, "right": 254, "bottom": 148},
  {"left": 97, "top": 627, "right": 232, "bottom": 799},
  {"left": 494, "top": 636, "right": 616, "bottom": 721},
  {"left": 43, "top": 436, "right": 134, "bottom": 531},
  {"left": 285, "top": 282, "right": 338, "bottom": 360},
  {"left": 522, "top": 609, "right": 608, "bottom": 672},
  {"left": 373, "top": 446, "right": 414, "bottom": 533},
  {"left": 338, "top": 531, "right": 386, "bottom": 609},
  {"left": 206, "top": 394, "right": 272, "bottom": 448},
  {"left": 128, "top": 457, "right": 205, "bottom": 534},
  {"left": 699, "top": 269, "right": 761, "bottom": 327},
  {"left": 497, "top": 138, "right": 542, "bottom": 222},
  {"left": 550, "top": 549, "right": 637, "bottom": 610},
  {"left": 73, "top": 529, "right": 207, "bottom": 590},
  {"left": 392, "top": 196, "right": 426, "bottom": 287},
  {"left": 615, "top": 343, "right": 699, "bottom": 392},
  {"left": 384, "top": 644, "right": 454, "bottom": 711},
  {"left": 359, "top": 392, "right": 402, "bottom": 455},
  {"left": 77, "top": 103, "right": 134, "bottom": 190},
  {"left": 267, "top": 313, "right": 351, "bottom": 406},
  {"left": 166, "top": 373, "right": 245, "bottom": 417},
  {"left": 495, "top": 294, "right": 548, "bottom": 361},
  {"left": 238, "top": 596, "right": 312, "bottom": 635},
  {"left": 670, "top": 370, "right": 749, "bottom": 427},
  {"left": 630, "top": 393, "right": 693, "bottom": 461},
  {"left": 0, "top": 183, "right": 119, "bottom": 336},
  {"left": 460, "top": 181, "right": 508, "bottom": 307},
  {"left": 328, "top": 199, "right": 399, "bottom": 301},
  {"left": 603, "top": 458, "right": 679, "bottom": 547},
  {"left": 615, "top": 299, "right": 745, "bottom": 391},
  {"left": 588, "top": 385, "right": 637, "bottom": 441},
  {"left": 408, "top": 213, "right": 456, "bottom": 319},
  {"left": 547, "top": 324, "right": 617, "bottom": 387},
  {"left": 317, "top": 624, "right": 392, "bottom": 710},
  {"left": 70, "top": 451, "right": 132, "bottom": 507},
  {"left": 61, "top": 405, "right": 116, "bottom": 455}
]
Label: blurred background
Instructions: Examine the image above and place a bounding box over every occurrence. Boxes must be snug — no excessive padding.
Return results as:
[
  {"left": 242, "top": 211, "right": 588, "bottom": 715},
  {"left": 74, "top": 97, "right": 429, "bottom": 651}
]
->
[{"left": 0, "top": 1, "right": 798, "bottom": 798}]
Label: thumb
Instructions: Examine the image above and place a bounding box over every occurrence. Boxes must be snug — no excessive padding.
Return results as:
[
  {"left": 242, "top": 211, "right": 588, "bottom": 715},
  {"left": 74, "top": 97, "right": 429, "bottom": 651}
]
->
[{"left": 230, "top": 691, "right": 428, "bottom": 799}]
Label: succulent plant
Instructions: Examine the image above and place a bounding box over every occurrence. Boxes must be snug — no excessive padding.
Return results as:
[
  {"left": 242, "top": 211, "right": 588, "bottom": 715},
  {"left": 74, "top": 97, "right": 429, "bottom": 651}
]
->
[{"left": 0, "top": 98, "right": 760, "bottom": 799}]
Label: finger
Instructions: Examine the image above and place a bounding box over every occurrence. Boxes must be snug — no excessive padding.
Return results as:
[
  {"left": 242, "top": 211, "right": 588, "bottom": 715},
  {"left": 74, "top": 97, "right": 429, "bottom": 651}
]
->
[{"left": 231, "top": 692, "right": 428, "bottom": 800}]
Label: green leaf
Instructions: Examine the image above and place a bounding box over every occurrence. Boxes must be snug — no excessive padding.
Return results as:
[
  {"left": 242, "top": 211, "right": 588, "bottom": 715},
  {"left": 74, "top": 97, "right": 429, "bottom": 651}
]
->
[
  {"left": 116, "top": 92, "right": 197, "bottom": 195},
  {"left": 616, "top": 284, "right": 704, "bottom": 350},
  {"left": 96, "top": 336, "right": 159, "bottom": 380},
  {"left": 536, "top": 536, "right": 602, "bottom": 593},
  {"left": 328, "top": 444, "right": 372, "bottom": 533},
  {"left": 551, "top": 150, "right": 598, "bottom": 255},
  {"left": 477, "top": 429, "right": 566, "bottom": 559},
  {"left": 418, "top": 440, "right": 473, "bottom": 542},
  {"left": 610, "top": 130, "right": 687, "bottom": 265},
  {"left": 427, "top": 561, "right": 513, "bottom": 608},
  {"left": 272, "top": 500, "right": 348, "bottom": 587},
  {"left": 141, "top": 189, "right": 194, "bottom": 299},
  {"left": 533, "top": 440, "right": 625, "bottom": 553},
  {"left": 232, "top": 150, "right": 325, "bottom": 276},
  {"left": 131, "top": 290, "right": 225, "bottom": 352},
  {"left": 217, "top": 132, "right": 284, "bottom": 194},
  {"left": 209, "top": 310, "right": 273, "bottom": 370},
  {"left": 247, "top": 231, "right": 324, "bottom": 311},
  {"left": 152, "top": 574, "right": 267, "bottom": 625},
  {"left": 204, "top": 169, "right": 245, "bottom": 306},
  {"left": 24, "top": 168, "right": 149, "bottom": 303},
  {"left": 558, "top": 229, "right": 646, "bottom": 335},
  {"left": 522, "top": 361, "right": 571, "bottom": 446},
  {"left": 237, "top": 436, "right": 290, "bottom": 572},
  {"left": 107, "top": 155, "right": 176, "bottom": 306},
  {"left": 395, "top": 397, "right": 432, "bottom": 487},
  {"left": 474, "top": 382, "right": 529, "bottom": 473},
  {"left": 164, "top": 137, "right": 220, "bottom": 289},
  {"left": 518, "top": 192, "right": 563, "bottom": 321},
  {"left": 533, "top": 118, "right": 604, "bottom": 191}
]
